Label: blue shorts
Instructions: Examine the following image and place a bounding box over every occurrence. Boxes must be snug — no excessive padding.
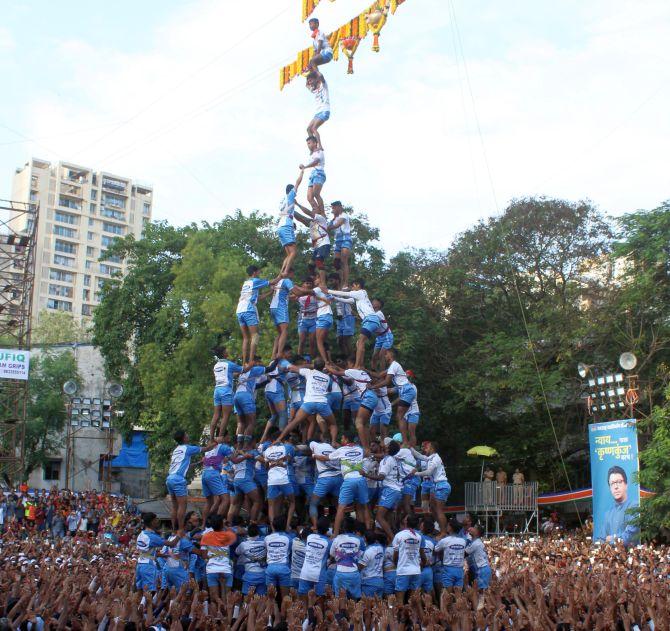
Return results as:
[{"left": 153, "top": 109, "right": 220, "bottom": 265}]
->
[
  {"left": 233, "top": 391, "right": 256, "bottom": 416},
  {"left": 398, "top": 384, "right": 418, "bottom": 406},
  {"left": 214, "top": 386, "right": 233, "bottom": 407},
  {"left": 334, "top": 237, "right": 353, "bottom": 253},
  {"left": 338, "top": 477, "right": 369, "bottom": 506},
  {"left": 395, "top": 573, "right": 420, "bottom": 592},
  {"left": 360, "top": 390, "right": 378, "bottom": 412},
  {"left": 298, "top": 577, "right": 327, "bottom": 596},
  {"left": 254, "top": 471, "right": 268, "bottom": 490},
  {"left": 242, "top": 571, "right": 267, "bottom": 595},
  {"left": 277, "top": 224, "right": 296, "bottom": 247},
  {"left": 202, "top": 470, "right": 227, "bottom": 497},
  {"left": 383, "top": 571, "right": 396, "bottom": 595},
  {"left": 421, "top": 479, "right": 434, "bottom": 495},
  {"left": 309, "top": 169, "right": 326, "bottom": 187},
  {"left": 370, "top": 412, "right": 391, "bottom": 426},
  {"left": 206, "top": 572, "right": 233, "bottom": 588},
  {"left": 270, "top": 307, "right": 289, "bottom": 326},
  {"left": 336, "top": 314, "right": 356, "bottom": 337},
  {"left": 135, "top": 563, "right": 158, "bottom": 591},
  {"left": 265, "top": 389, "right": 286, "bottom": 406},
  {"left": 431, "top": 481, "right": 451, "bottom": 502},
  {"left": 298, "top": 318, "right": 316, "bottom": 334},
  {"left": 267, "top": 483, "right": 294, "bottom": 500},
  {"left": 419, "top": 567, "right": 433, "bottom": 592},
  {"left": 301, "top": 400, "right": 333, "bottom": 417},
  {"left": 314, "top": 110, "right": 330, "bottom": 122},
  {"left": 360, "top": 314, "right": 381, "bottom": 338},
  {"left": 266, "top": 563, "right": 291, "bottom": 588},
  {"left": 378, "top": 487, "right": 402, "bottom": 510},
  {"left": 166, "top": 474, "right": 188, "bottom": 497},
  {"left": 402, "top": 477, "right": 420, "bottom": 498},
  {"left": 233, "top": 478, "right": 257, "bottom": 495},
  {"left": 164, "top": 566, "right": 188, "bottom": 590},
  {"left": 313, "top": 475, "right": 343, "bottom": 498},
  {"left": 237, "top": 311, "right": 259, "bottom": 327},
  {"left": 295, "top": 481, "right": 314, "bottom": 497},
  {"left": 327, "top": 392, "right": 342, "bottom": 414},
  {"left": 291, "top": 577, "right": 300, "bottom": 590},
  {"left": 312, "top": 243, "right": 330, "bottom": 261},
  {"left": 440, "top": 566, "right": 464, "bottom": 588},
  {"left": 291, "top": 398, "right": 303, "bottom": 412},
  {"left": 374, "top": 330, "right": 394, "bottom": 349},
  {"left": 316, "top": 314, "right": 333, "bottom": 330},
  {"left": 333, "top": 571, "right": 361, "bottom": 599},
  {"left": 473, "top": 565, "right": 491, "bottom": 589},
  {"left": 343, "top": 398, "right": 360, "bottom": 412},
  {"left": 361, "top": 577, "right": 384, "bottom": 597},
  {"left": 405, "top": 413, "right": 420, "bottom": 424},
  {"left": 320, "top": 50, "right": 333, "bottom": 62}
]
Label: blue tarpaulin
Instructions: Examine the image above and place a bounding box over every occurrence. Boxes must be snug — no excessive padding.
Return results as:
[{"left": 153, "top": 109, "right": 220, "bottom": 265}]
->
[{"left": 111, "top": 431, "right": 149, "bottom": 469}]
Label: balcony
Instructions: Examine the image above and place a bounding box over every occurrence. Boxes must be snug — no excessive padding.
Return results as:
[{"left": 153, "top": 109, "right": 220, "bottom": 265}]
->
[
  {"left": 61, "top": 183, "right": 83, "bottom": 198},
  {"left": 102, "top": 178, "right": 128, "bottom": 194}
]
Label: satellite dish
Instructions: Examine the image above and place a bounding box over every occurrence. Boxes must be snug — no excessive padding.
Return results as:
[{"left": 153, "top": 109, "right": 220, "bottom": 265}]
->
[
  {"left": 62, "top": 380, "right": 78, "bottom": 396},
  {"left": 619, "top": 352, "right": 638, "bottom": 371},
  {"left": 577, "top": 363, "right": 589, "bottom": 379},
  {"left": 108, "top": 383, "right": 124, "bottom": 399}
]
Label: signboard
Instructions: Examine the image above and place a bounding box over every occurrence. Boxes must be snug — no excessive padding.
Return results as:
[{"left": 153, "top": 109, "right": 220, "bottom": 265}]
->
[
  {"left": 0, "top": 349, "right": 31, "bottom": 380},
  {"left": 589, "top": 418, "right": 640, "bottom": 545}
]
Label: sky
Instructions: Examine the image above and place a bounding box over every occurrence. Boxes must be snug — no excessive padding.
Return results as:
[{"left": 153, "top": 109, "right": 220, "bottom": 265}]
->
[{"left": 1, "top": 0, "right": 668, "bottom": 255}]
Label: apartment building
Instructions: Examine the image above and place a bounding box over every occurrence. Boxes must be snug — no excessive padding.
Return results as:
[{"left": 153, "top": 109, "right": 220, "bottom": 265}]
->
[{"left": 9, "top": 158, "right": 152, "bottom": 323}]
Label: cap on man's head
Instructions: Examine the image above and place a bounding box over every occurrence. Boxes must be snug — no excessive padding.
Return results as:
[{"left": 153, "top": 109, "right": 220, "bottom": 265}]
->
[
  {"left": 331, "top": 200, "right": 342, "bottom": 207},
  {"left": 383, "top": 437, "right": 392, "bottom": 447},
  {"left": 392, "top": 432, "right": 402, "bottom": 442}
]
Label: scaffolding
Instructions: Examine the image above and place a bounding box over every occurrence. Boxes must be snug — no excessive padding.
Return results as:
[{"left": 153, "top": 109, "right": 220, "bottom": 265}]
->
[
  {"left": 0, "top": 199, "right": 38, "bottom": 486},
  {"left": 465, "top": 481, "right": 539, "bottom": 536}
]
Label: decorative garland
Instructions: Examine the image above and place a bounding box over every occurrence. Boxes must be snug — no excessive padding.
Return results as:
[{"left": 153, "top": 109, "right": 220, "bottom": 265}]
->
[{"left": 281, "top": 0, "right": 407, "bottom": 90}]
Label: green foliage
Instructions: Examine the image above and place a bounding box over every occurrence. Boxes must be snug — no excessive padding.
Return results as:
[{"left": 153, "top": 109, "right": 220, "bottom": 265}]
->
[
  {"left": 33, "top": 311, "right": 92, "bottom": 345},
  {"left": 25, "top": 349, "right": 79, "bottom": 475}
]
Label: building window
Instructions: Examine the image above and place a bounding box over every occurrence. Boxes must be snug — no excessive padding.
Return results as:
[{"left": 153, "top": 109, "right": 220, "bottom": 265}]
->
[
  {"left": 54, "top": 211, "right": 78, "bottom": 225},
  {"left": 46, "top": 298, "right": 72, "bottom": 312},
  {"left": 83, "top": 274, "right": 91, "bottom": 287},
  {"left": 83, "top": 289, "right": 90, "bottom": 301},
  {"left": 102, "top": 177, "right": 126, "bottom": 191},
  {"left": 101, "top": 207, "right": 125, "bottom": 220},
  {"left": 43, "top": 460, "right": 61, "bottom": 481},
  {"left": 96, "top": 278, "right": 106, "bottom": 290},
  {"left": 102, "top": 222, "right": 125, "bottom": 235},
  {"left": 99, "top": 263, "right": 121, "bottom": 275},
  {"left": 143, "top": 202, "right": 151, "bottom": 215},
  {"left": 82, "top": 304, "right": 92, "bottom": 316},
  {"left": 101, "top": 235, "right": 116, "bottom": 247},
  {"left": 54, "top": 240, "right": 76, "bottom": 254},
  {"left": 102, "top": 194, "right": 126, "bottom": 209},
  {"left": 49, "top": 269, "right": 74, "bottom": 282},
  {"left": 88, "top": 231, "right": 94, "bottom": 241},
  {"left": 90, "top": 203, "right": 97, "bottom": 214},
  {"left": 87, "top": 246, "right": 95, "bottom": 257},
  {"left": 59, "top": 197, "right": 81, "bottom": 210},
  {"left": 53, "top": 225, "right": 76, "bottom": 238},
  {"left": 85, "top": 260, "right": 92, "bottom": 270},
  {"left": 103, "top": 253, "right": 122, "bottom": 264},
  {"left": 89, "top": 218, "right": 95, "bottom": 226},
  {"left": 90, "top": 189, "right": 97, "bottom": 200},
  {"left": 48, "top": 284, "right": 74, "bottom": 298},
  {"left": 54, "top": 254, "right": 75, "bottom": 267}
]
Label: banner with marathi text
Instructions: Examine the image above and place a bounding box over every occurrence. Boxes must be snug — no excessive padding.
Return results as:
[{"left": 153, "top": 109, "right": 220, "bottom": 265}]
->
[{"left": 588, "top": 419, "right": 640, "bottom": 546}]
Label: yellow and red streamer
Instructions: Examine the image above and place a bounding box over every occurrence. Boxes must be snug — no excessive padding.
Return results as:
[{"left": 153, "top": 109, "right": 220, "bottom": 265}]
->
[{"left": 281, "top": 0, "right": 407, "bottom": 90}]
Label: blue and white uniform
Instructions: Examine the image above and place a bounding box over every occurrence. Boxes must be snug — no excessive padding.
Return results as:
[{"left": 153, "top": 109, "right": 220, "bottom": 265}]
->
[
  {"left": 166, "top": 444, "right": 202, "bottom": 497},
  {"left": 265, "top": 358, "right": 290, "bottom": 409},
  {"left": 265, "top": 531, "right": 292, "bottom": 588},
  {"left": 311, "top": 75, "right": 330, "bottom": 121},
  {"left": 331, "top": 214, "right": 352, "bottom": 253},
  {"left": 378, "top": 454, "right": 403, "bottom": 510},
  {"left": 335, "top": 294, "right": 355, "bottom": 338},
  {"left": 373, "top": 310, "right": 394, "bottom": 350},
  {"left": 164, "top": 536, "right": 194, "bottom": 590},
  {"left": 435, "top": 535, "right": 465, "bottom": 587},
  {"left": 236, "top": 536, "right": 267, "bottom": 595},
  {"left": 264, "top": 442, "right": 295, "bottom": 500},
  {"left": 327, "top": 376, "right": 342, "bottom": 417},
  {"left": 362, "top": 455, "right": 380, "bottom": 504},
  {"left": 396, "top": 447, "right": 420, "bottom": 502},
  {"left": 344, "top": 368, "right": 377, "bottom": 411},
  {"left": 201, "top": 444, "right": 234, "bottom": 498},
  {"left": 298, "top": 532, "right": 331, "bottom": 595},
  {"left": 309, "top": 214, "right": 330, "bottom": 261},
  {"left": 277, "top": 190, "right": 297, "bottom": 247},
  {"left": 307, "top": 148, "right": 326, "bottom": 188},
  {"left": 465, "top": 537, "right": 491, "bottom": 589},
  {"left": 412, "top": 449, "right": 451, "bottom": 503},
  {"left": 330, "top": 533, "right": 364, "bottom": 599},
  {"left": 404, "top": 397, "right": 420, "bottom": 425},
  {"left": 297, "top": 295, "right": 318, "bottom": 335},
  {"left": 299, "top": 368, "right": 333, "bottom": 417},
  {"left": 370, "top": 386, "right": 391, "bottom": 426},
  {"left": 313, "top": 286, "right": 333, "bottom": 330},
  {"left": 290, "top": 537, "right": 307, "bottom": 589},
  {"left": 293, "top": 448, "right": 316, "bottom": 497},
  {"left": 311, "top": 441, "right": 342, "bottom": 499},
  {"left": 329, "top": 444, "right": 368, "bottom": 506},
  {"left": 213, "top": 359, "right": 242, "bottom": 407},
  {"left": 419, "top": 534, "right": 436, "bottom": 592},
  {"left": 329, "top": 289, "right": 380, "bottom": 338},
  {"left": 270, "top": 278, "right": 294, "bottom": 326},
  {"left": 392, "top": 528, "right": 422, "bottom": 593},
  {"left": 286, "top": 369, "right": 306, "bottom": 412},
  {"left": 388, "top": 360, "right": 418, "bottom": 407},
  {"left": 383, "top": 545, "right": 396, "bottom": 595},
  {"left": 342, "top": 378, "right": 359, "bottom": 413},
  {"left": 312, "top": 29, "right": 333, "bottom": 62},
  {"left": 232, "top": 451, "right": 257, "bottom": 495},
  {"left": 236, "top": 277, "right": 270, "bottom": 327},
  {"left": 360, "top": 542, "right": 384, "bottom": 596},
  {"left": 135, "top": 529, "right": 165, "bottom": 590},
  {"left": 234, "top": 365, "right": 267, "bottom": 416}
]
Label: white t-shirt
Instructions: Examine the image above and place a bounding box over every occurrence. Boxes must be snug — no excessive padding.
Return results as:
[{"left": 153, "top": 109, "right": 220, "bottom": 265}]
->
[
  {"left": 331, "top": 289, "right": 374, "bottom": 319},
  {"left": 300, "top": 533, "right": 330, "bottom": 582},
  {"left": 362, "top": 456, "right": 379, "bottom": 490},
  {"left": 313, "top": 286, "right": 333, "bottom": 317},
  {"left": 312, "top": 29, "right": 332, "bottom": 55},
  {"left": 310, "top": 214, "right": 330, "bottom": 249},
  {"left": 379, "top": 455, "right": 402, "bottom": 491},
  {"left": 301, "top": 368, "right": 330, "bottom": 403},
  {"left": 374, "top": 388, "right": 391, "bottom": 415},
  {"left": 344, "top": 368, "right": 371, "bottom": 397},
  {"left": 309, "top": 149, "right": 325, "bottom": 172},
  {"left": 313, "top": 78, "right": 330, "bottom": 113},
  {"left": 265, "top": 532, "right": 291, "bottom": 565},
  {"left": 392, "top": 529, "right": 422, "bottom": 576},
  {"left": 387, "top": 361, "right": 410, "bottom": 387},
  {"left": 330, "top": 534, "right": 363, "bottom": 573},
  {"left": 435, "top": 536, "right": 466, "bottom": 567},
  {"left": 328, "top": 445, "right": 364, "bottom": 479},
  {"left": 359, "top": 544, "right": 384, "bottom": 580},
  {"left": 310, "top": 441, "right": 340, "bottom": 478},
  {"left": 396, "top": 448, "right": 417, "bottom": 479},
  {"left": 291, "top": 538, "right": 306, "bottom": 579},
  {"left": 263, "top": 444, "right": 292, "bottom": 486}
]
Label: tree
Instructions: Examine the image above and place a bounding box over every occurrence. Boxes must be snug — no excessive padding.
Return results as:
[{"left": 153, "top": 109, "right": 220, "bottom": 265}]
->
[
  {"left": 32, "top": 311, "right": 92, "bottom": 345},
  {"left": 24, "top": 349, "right": 79, "bottom": 475}
]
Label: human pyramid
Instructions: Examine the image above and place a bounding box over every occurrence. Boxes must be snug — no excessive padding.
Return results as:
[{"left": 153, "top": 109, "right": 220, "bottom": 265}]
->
[{"left": 141, "top": 20, "right": 483, "bottom": 608}]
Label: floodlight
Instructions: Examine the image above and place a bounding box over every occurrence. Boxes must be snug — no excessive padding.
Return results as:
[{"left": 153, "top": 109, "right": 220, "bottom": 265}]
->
[
  {"left": 71, "top": 409, "right": 80, "bottom": 416},
  {"left": 81, "top": 408, "right": 90, "bottom": 416},
  {"left": 92, "top": 398, "right": 101, "bottom": 405},
  {"left": 63, "top": 381, "right": 78, "bottom": 396},
  {"left": 588, "top": 378, "right": 596, "bottom": 388},
  {"left": 619, "top": 352, "right": 638, "bottom": 371},
  {"left": 607, "top": 389, "right": 615, "bottom": 398},
  {"left": 72, "top": 397, "right": 82, "bottom": 405},
  {"left": 590, "top": 392, "right": 597, "bottom": 399},
  {"left": 577, "top": 363, "right": 590, "bottom": 379},
  {"left": 615, "top": 374, "right": 624, "bottom": 383},
  {"left": 81, "top": 419, "right": 91, "bottom": 427},
  {"left": 599, "top": 391, "right": 606, "bottom": 398},
  {"left": 91, "top": 410, "right": 101, "bottom": 419},
  {"left": 600, "top": 404, "right": 607, "bottom": 411},
  {"left": 70, "top": 418, "right": 79, "bottom": 427},
  {"left": 591, "top": 405, "right": 598, "bottom": 413},
  {"left": 91, "top": 419, "right": 100, "bottom": 427},
  {"left": 103, "top": 409, "right": 111, "bottom": 418},
  {"left": 596, "top": 377, "right": 606, "bottom": 386},
  {"left": 103, "top": 399, "right": 111, "bottom": 406},
  {"left": 617, "top": 401, "right": 626, "bottom": 409},
  {"left": 616, "top": 387, "right": 625, "bottom": 396},
  {"left": 108, "top": 383, "right": 124, "bottom": 399},
  {"left": 101, "top": 419, "right": 111, "bottom": 429},
  {"left": 605, "top": 375, "right": 615, "bottom": 384}
]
